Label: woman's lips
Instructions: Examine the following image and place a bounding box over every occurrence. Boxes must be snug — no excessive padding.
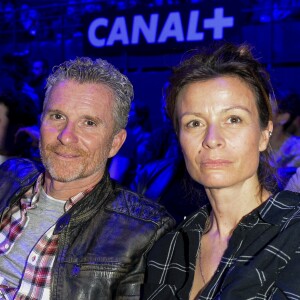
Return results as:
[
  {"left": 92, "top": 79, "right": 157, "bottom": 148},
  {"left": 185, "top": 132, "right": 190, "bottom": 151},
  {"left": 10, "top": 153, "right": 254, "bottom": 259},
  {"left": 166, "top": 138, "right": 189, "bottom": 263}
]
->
[{"left": 201, "top": 159, "right": 232, "bottom": 168}]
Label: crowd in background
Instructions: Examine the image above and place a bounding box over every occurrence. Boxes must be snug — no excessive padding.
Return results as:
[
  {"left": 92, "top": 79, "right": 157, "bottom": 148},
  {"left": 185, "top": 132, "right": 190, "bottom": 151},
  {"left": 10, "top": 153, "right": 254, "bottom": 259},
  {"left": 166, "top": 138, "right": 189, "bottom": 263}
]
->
[
  {"left": 1, "top": 0, "right": 300, "bottom": 43},
  {"left": 0, "top": 54, "right": 46, "bottom": 164}
]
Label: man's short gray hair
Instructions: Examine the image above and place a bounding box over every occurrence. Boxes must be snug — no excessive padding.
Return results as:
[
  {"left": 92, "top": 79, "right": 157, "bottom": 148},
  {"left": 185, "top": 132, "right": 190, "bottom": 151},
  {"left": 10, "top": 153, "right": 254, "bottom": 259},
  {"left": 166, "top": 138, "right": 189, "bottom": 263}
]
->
[{"left": 44, "top": 57, "right": 134, "bottom": 132}]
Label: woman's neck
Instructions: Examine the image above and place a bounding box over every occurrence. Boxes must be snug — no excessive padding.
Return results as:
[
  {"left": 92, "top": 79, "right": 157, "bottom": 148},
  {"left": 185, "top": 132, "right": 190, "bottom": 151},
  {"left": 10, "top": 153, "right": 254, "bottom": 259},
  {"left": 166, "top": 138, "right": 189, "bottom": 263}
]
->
[{"left": 205, "top": 185, "right": 270, "bottom": 238}]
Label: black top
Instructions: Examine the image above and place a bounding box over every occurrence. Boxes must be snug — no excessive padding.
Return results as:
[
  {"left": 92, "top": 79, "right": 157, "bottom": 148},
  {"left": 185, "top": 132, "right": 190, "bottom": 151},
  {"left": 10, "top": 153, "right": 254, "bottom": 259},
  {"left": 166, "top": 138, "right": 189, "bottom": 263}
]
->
[{"left": 143, "top": 190, "right": 300, "bottom": 299}]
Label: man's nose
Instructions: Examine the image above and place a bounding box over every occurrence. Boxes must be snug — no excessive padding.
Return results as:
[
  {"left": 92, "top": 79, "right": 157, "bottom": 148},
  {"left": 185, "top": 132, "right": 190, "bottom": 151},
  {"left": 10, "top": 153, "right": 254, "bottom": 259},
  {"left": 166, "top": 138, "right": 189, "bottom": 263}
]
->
[{"left": 57, "top": 122, "right": 78, "bottom": 144}]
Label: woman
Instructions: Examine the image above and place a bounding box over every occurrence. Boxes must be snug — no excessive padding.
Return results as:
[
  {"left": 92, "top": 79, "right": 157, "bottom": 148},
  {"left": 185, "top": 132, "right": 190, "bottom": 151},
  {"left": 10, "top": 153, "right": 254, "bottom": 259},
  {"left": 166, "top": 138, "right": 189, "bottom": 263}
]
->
[{"left": 142, "top": 42, "right": 300, "bottom": 299}]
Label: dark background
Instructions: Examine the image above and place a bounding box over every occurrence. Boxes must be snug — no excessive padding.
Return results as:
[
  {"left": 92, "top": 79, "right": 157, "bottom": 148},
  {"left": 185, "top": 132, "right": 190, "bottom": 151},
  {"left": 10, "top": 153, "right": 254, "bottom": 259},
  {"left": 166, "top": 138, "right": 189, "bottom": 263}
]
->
[{"left": 1, "top": 0, "right": 299, "bottom": 129}]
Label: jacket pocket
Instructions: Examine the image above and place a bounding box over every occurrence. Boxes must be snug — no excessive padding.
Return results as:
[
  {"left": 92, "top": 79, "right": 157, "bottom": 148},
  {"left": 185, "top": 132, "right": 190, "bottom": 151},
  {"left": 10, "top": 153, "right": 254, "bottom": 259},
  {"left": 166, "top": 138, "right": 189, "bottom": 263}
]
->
[{"left": 60, "top": 261, "right": 143, "bottom": 299}]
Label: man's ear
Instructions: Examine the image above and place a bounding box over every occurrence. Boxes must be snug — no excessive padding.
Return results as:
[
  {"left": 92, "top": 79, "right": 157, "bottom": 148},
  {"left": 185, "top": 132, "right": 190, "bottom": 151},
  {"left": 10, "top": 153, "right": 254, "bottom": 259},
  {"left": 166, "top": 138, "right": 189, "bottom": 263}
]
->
[
  {"left": 108, "top": 129, "right": 127, "bottom": 158},
  {"left": 259, "top": 120, "right": 273, "bottom": 152}
]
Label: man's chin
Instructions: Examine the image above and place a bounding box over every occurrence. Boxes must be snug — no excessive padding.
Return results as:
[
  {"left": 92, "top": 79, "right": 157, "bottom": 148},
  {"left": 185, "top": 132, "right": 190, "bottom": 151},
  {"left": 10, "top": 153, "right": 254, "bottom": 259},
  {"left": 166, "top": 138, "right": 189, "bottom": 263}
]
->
[
  {"left": 44, "top": 163, "right": 83, "bottom": 183},
  {"left": 47, "top": 171, "right": 81, "bottom": 183}
]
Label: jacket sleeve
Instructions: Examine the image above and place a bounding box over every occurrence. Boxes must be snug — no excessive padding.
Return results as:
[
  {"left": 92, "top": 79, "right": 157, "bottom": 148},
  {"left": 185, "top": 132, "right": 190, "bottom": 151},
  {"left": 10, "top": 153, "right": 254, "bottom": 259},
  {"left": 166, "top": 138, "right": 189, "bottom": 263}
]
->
[{"left": 0, "top": 158, "right": 43, "bottom": 212}]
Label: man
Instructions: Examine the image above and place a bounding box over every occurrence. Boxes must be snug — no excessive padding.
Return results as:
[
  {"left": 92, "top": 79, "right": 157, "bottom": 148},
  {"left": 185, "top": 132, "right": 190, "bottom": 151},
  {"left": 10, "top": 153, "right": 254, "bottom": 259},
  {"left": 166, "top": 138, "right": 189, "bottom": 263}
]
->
[{"left": 0, "top": 57, "right": 175, "bottom": 299}]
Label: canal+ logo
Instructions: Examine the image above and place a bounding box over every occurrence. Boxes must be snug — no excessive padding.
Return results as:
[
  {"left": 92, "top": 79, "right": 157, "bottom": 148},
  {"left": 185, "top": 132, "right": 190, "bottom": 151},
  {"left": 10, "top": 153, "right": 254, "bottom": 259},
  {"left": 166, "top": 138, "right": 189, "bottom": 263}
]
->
[{"left": 87, "top": 7, "right": 234, "bottom": 48}]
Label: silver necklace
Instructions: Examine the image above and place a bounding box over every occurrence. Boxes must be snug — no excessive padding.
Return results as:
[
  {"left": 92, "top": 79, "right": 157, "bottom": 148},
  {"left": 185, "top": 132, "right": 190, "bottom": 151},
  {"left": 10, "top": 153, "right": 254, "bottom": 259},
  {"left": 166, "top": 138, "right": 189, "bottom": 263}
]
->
[
  {"left": 199, "top": 241, "right": 206, "bottom": 285},
  {"left": 199, "top": 217, "right": 211, "bottom": 286}
]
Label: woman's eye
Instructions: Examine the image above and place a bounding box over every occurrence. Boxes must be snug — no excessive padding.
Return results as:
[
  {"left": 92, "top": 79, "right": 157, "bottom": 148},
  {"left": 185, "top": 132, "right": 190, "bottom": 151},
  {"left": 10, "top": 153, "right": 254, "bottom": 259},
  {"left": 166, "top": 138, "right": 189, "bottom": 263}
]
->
[
  {"left": 186, "top": 120, "right": 202, "bottom": 128},
  {"left": 228, "top": 116, "right": 241, "bottom": 124}
]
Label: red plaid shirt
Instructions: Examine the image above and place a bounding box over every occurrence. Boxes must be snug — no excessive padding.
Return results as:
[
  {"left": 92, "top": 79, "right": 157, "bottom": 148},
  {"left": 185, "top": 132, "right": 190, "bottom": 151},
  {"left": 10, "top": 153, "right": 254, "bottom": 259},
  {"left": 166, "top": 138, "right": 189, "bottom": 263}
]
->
[{"left": 0, "top": 174, "right": 94, "bottom": 300}]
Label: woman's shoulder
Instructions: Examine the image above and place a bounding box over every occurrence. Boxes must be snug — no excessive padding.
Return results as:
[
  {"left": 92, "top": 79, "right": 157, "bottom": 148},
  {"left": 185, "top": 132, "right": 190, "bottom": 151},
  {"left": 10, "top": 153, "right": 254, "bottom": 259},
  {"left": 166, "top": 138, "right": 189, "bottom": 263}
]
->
[
  {"left": 148, "top": 206, "right": 208, "bottom": 253},
  {"left": 263, "top": 191, "right": 300, "bottom": 227},
  {"left": 275, "top": 190, "right": 300, "bottom": 203}
]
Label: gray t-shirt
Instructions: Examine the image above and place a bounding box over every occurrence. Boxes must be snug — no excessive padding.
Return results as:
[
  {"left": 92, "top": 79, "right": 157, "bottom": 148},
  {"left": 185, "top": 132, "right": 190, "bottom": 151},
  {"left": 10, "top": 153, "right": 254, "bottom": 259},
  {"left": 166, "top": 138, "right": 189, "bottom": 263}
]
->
[{"left": 0, "top": 188, "right": 65, "bottom": 287}]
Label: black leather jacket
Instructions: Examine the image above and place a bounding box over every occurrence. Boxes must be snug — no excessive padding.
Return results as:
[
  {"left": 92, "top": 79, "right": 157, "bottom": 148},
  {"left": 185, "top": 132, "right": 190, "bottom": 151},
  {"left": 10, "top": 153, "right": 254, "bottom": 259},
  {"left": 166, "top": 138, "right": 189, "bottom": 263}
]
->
[{"left": 0, "top": 158, "right": 175, "bottom": 299}]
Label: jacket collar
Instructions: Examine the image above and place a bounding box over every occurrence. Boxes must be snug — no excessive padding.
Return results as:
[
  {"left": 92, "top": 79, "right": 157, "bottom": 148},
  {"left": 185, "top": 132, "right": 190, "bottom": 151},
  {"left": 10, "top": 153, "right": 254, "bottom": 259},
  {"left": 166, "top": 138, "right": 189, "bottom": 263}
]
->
[{"left": 54, "top": 170, "right": 114, "bottom": 234}]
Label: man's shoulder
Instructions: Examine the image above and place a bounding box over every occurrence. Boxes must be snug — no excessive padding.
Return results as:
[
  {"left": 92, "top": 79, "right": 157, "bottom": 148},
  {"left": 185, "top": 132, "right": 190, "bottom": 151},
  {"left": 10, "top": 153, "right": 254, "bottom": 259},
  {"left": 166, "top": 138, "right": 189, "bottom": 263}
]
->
[
  {"left": 0, "top": 158, "right": 44, "bottom": 178},
  {"left": 0, "top": 158, "right": 44, "bottom": 172},
  {"left": 107, "top": 185, "right": 175, "bottom": 227},
  {"left": 0, "top": 158, "right": 44, "bottom": 211}
]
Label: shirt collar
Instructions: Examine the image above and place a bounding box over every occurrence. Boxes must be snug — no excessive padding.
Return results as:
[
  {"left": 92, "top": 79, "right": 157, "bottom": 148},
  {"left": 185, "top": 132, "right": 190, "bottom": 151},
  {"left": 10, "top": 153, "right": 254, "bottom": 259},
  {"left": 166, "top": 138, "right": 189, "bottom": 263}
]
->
[
  {"left": 256, "top": 190, "right": 300, "bottom": 225},
  {"left": 181, "top": 191, "right": 300, "bottom": 232},
  {"left": 24, "top": 173, "right": 96, "bottom": 212}
]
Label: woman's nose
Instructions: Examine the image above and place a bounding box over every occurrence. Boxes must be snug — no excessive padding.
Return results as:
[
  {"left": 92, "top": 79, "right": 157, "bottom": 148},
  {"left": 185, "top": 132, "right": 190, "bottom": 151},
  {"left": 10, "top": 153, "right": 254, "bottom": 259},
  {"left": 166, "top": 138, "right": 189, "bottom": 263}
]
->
[{"left": 202, "top": 125, "right": 224, "bottom": 149}]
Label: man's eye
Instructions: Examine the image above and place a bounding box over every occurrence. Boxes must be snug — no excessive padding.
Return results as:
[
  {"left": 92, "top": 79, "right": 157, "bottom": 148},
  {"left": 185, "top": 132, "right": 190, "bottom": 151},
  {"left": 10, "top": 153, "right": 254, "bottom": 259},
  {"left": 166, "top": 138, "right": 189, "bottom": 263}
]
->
[
  {"left": 85, "top": 120, "right": 96, "bottom": 126},
  {"left": 50, "top": 114, "right": 63, "bottom": 120}
]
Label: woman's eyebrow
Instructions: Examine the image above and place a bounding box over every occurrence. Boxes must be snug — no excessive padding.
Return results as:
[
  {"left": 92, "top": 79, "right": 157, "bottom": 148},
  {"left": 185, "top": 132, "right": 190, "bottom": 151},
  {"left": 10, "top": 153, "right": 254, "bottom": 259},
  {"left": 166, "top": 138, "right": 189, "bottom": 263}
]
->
[
  {"left": 222, "top": 105, "right": 251, "bottom": 114},
  {"left": 180, "top": 112, "right": 203, "bottom": 118}
]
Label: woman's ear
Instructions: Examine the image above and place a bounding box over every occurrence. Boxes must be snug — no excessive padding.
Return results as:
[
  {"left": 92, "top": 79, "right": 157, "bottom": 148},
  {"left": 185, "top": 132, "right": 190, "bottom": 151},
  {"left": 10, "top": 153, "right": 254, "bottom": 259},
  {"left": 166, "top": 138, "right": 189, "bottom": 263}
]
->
[{"left": 259, "top": 120, "right": 273, "bottom": 152}]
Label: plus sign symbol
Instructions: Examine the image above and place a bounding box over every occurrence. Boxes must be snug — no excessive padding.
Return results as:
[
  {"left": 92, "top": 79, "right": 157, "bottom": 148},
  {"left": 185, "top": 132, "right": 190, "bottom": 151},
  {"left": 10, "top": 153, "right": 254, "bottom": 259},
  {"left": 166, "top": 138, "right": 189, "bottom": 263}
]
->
[{"left": 204, "top": 7, "right": 234, "bottom": 39}]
